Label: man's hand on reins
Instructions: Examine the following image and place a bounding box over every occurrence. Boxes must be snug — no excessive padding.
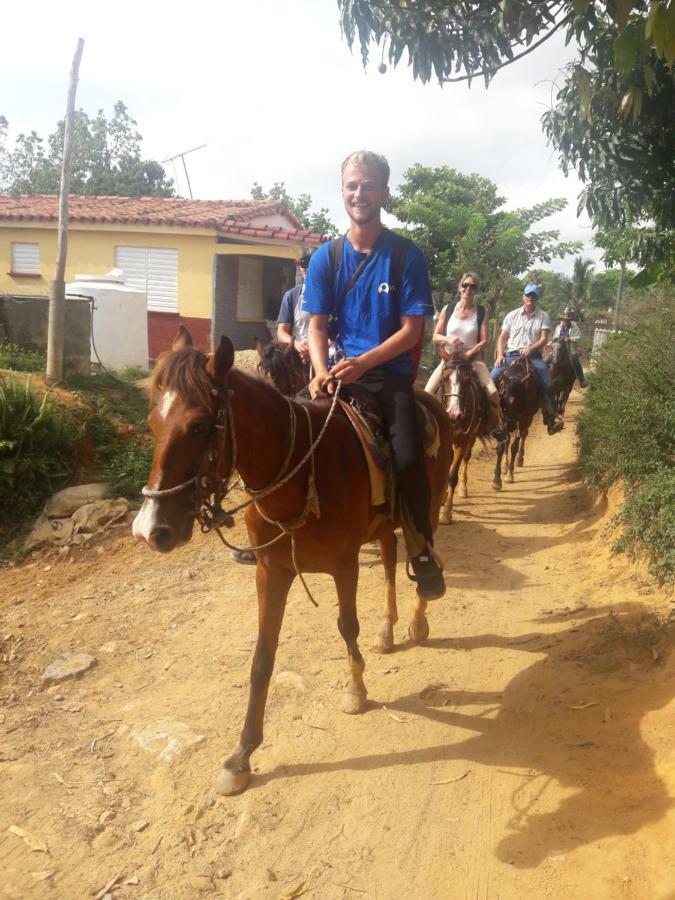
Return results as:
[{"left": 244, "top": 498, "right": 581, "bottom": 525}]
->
[
  {"left": 309, "top": 370, "right": 333, "bottom": 398},
  {"left": 330, "top": 355, "right": 367, "bottom": 384}
]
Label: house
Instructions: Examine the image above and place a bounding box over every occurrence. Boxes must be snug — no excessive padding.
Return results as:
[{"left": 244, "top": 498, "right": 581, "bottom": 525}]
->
[{"left": 0, "top": 194, "right": 326, "bottom": 358}]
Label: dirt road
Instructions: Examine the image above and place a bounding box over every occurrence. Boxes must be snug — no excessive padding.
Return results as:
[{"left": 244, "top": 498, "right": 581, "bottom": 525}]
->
[{"left": 1, "top": 392, "right": 674, "bottom": 900}]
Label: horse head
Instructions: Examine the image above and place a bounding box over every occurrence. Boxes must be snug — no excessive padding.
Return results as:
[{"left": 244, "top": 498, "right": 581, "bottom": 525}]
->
[
  {"left": 441, "top": 351, "right": 473, "bottom": 421},
  {"left": 256, "top": 338, "right": 307, "bottom": 397},
  {"left": 132, "top": 326, "right": 235, "bottom": 553},
  {"left": 549, "top": 338, "right": 570, "bottom": 367}
]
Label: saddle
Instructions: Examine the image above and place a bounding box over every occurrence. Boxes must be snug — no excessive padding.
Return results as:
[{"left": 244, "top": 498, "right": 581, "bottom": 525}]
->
[{"left": 338, "top": 384, "right": 440, "bottom": 511}]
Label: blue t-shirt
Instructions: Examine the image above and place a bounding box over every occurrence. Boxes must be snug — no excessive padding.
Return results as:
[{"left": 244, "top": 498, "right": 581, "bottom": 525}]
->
[{"left": 303, "top": 232, "right": 433, "bottom": 374}]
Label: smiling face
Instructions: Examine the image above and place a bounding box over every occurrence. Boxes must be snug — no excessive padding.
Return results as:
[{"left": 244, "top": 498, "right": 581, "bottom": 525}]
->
[{"left": 341, "top": 161, "right": 389, "bottom": 226}]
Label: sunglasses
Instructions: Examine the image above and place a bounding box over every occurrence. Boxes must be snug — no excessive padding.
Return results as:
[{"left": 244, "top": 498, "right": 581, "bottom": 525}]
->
[
  {"left": 461, "top": 283, "right": 477, "bottom": 290},
  {"left": 525, "top": 292, "right": 538, "bottom": 299}
]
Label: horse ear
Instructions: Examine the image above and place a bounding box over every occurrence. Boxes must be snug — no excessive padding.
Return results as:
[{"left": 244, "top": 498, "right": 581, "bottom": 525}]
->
[
  {"left": 208, "top": 335, "right": 235, "bottom": 380},
  {"left": 254, "top": 338, "right": 265, "bottom": 360},
  {"left": 172, "top": 324, "right": 193, "bottom": 350}
]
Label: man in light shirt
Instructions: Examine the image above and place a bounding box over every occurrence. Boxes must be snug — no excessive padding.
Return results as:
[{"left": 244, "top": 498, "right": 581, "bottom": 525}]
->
[
  {"left": 276, "top": 253, "right": 312, "bottom": 363},
  {"left": 490, "top": 283, "right": 565, "bottom": 435},
  {"left": 552, "top": 307, "right": 587, "bottom": 388}
]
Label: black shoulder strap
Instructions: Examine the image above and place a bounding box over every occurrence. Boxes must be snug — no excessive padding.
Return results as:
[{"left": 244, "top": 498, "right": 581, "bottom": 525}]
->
[
  {"left": 477, "top": 302, "right": 485, "bottom": 334},
  {"left": 328, "top": 235, "right": 346, "bottom": 283},
  {"left": 389, "top": 232, "right": 411, "bottom": 297}
]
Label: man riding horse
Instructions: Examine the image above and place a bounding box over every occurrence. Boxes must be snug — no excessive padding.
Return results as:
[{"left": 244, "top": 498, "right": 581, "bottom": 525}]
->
[
  {"left": 490, "top": 283, "right": 565, "bottom": 435},
  {"left": 551, "top": 307, "right": 587, "bottom": 388},
  {"left": 304, "top": 149, "right": 445, "bottom": 601}
]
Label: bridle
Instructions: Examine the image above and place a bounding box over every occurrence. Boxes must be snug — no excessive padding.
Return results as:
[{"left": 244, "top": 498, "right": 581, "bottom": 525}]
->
[
  {"left": 441, "top": 359, "right": 482, "bottom": 438},
  {"left": 141, "top": 374, "right": 343, "bottom": 605}
]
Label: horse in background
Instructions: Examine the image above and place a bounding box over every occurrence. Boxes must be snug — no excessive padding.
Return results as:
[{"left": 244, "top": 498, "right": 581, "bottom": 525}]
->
[
  {"left": 133, "top": 327, "right": 452, "bottom": 796},
  {"left": 437, "top": 351, "right": 490, "bottom": 524},
  {"left": 548, "top": 338, "right": 576, "bottom": 415},
  {"left": 493, "top": 357, "right": 540, "bottom": 491},
  {"left": 255, "top": 338, "right": 309, "bottom": 397}
]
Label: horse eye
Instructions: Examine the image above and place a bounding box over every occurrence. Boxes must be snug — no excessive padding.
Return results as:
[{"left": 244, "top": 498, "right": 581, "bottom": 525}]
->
[{"left": 190, "top": 421, "right": 211, "bottom": 437}]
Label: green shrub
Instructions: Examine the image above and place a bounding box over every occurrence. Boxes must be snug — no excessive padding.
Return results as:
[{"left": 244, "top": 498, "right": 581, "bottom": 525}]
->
[
  {"left": 0, "top": 341, "right": 46, "bottom": 372},
  {"left": 0, "top": 374, "right": 73, "bottom": 531},
  {"left": 102, "top": 442, "right": 152, "bottom": 498},
  {"left": 577, "top": 293, "right": 675, "bottom": 580},
  {"left": 614, "top": 471, "right": 675, "bottom": 582}
]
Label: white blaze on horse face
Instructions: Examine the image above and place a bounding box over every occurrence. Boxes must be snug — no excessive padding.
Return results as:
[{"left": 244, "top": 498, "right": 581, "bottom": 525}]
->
[
  {"left": 132, "top": 497, "right": 160, "bottom": 542},
  {"left": 132, "top": 467, "right": 164, "bottom": 542},
  {"left": 447, "top": 369, "right": 462, "bottom": 420},
  {"left": 160, "top": 390, "right": 176, "bottom": 420}
]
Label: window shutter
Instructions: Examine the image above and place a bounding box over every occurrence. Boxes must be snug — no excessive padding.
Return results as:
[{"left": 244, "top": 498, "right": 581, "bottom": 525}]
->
[
  {"left": 11, "top": 242, "right": 40, "bottom": 274},
  {"left": 115, "top": 246, "right": 178, "bottom": 313}
]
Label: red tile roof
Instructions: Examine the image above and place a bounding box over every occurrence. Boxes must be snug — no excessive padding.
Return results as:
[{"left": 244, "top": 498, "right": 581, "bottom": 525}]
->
[{"left": 0, "top": 194, "right": 327, "bottom": 244}]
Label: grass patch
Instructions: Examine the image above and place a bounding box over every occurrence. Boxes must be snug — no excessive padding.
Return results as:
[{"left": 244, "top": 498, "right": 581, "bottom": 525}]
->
[
  {"left": 0, "top": 373, "right": 73, "bottom": 548},
  {"left": 0, "top": 341, "right": 46, "bottom": 372}
]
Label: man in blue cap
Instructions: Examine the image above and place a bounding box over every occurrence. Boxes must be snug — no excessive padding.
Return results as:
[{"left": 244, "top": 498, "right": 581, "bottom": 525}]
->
[{"left": 490, "top": 283, "right": 564, "bottom": 434}]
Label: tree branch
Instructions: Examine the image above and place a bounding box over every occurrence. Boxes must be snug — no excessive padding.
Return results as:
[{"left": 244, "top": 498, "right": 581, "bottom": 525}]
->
[{"left": 440, "top": 14, "right": 571, "bottom": 84}]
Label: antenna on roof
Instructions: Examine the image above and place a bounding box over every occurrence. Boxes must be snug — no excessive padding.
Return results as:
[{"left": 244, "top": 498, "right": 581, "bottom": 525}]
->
[{"left": 161, "top": 143, "right": 207, "bottom": 200}]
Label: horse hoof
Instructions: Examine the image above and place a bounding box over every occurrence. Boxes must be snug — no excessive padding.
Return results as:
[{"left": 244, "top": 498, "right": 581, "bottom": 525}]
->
[
  {"left": 439, "top": 508, "right": 453, "bottom": 525},
  {"left": 372, "top": 624, "right": 394, "bottom": 654},
  {"left": 492, "top": 482, "right": 502, "bottom": 492},
  {"left": 408, "top": 618, "right": 430, "bottom": 643},
  {"left": 516, "top": 458, "right": 524, "bottom": 468},
  {"left": 506, "top": 473, "right": 514, "bottom": 483},
  {"left": 215, "top": 767, "right": 250, "bottom": 796},
  {"left": 461, "top": 487, "right": 468, "bottom": 499},
  {"left": 341, "top": 691, "right": 367, "bottom": 715}
]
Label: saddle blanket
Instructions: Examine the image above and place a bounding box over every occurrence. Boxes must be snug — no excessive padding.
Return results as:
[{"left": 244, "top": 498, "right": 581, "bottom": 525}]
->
[{"left": 338, "top": 398, "right": 440, "bottom": 508}]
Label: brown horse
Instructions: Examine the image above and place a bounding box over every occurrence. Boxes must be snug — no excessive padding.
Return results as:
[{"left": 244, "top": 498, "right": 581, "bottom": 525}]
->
[
  {"left": 436, "top": 352, "right": 489, "bottom": 524},
  {"left": 255, "top": 338, "right": 309, "bottom": 397},
  {"left": 133, "top": 327, "right": 452, "bottom": 795},
  {"left": 493, "top": 357, "right": 540, "bottom": 491},
  {"left": 548, "top": 338, "right": 576, "bottom": 415}
]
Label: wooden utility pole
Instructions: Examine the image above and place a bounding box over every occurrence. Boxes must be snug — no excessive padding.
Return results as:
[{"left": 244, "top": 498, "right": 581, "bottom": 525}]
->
[{"left": 46, "top": 38, "right": 84, "bottom": 382}]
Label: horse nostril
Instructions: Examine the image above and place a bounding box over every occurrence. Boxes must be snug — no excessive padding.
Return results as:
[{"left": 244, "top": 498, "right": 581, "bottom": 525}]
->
[{"left": 150, "top": 524, "right": 175, "bottom": 553}]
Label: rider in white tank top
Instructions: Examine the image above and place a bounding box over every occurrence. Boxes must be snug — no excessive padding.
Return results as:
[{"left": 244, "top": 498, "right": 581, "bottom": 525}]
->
[{"left": 445, "top": 308, "right": 478, "bottom": 350}]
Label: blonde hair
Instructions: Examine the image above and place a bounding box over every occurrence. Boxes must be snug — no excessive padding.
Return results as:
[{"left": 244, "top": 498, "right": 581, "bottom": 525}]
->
[{"left": 341, "top": 150, "right": 390, "bottom": 187}]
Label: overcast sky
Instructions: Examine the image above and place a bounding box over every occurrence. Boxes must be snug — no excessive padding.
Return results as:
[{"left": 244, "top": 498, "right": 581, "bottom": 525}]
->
[{"left": 3, "top": 0, "right": 598, "bottom": 274}]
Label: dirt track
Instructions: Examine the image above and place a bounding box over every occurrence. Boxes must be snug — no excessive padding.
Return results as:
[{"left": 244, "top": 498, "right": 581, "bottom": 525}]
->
[{"left": 1, "top": 392, "right": 674, "bottom": 900}]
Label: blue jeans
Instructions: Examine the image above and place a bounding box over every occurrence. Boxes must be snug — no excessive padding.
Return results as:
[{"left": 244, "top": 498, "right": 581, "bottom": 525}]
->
[{"left": 490, "top": 351, "right": 557, "bottom": 419}]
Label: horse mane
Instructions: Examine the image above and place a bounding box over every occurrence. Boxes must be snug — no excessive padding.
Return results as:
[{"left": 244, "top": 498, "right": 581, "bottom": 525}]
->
[{"left": 150, "top": 347, "right": 214, "bottom": 408}]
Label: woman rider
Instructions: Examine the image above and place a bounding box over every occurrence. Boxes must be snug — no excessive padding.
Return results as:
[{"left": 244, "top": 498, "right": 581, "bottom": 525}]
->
[{"left": 425, "top": 272, "right": 501, "bottom": 432}]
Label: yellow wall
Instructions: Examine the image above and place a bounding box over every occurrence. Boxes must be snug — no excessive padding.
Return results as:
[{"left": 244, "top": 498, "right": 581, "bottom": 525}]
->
[{"left": 1, "top": 222, "right": 303, "bottom": 320}]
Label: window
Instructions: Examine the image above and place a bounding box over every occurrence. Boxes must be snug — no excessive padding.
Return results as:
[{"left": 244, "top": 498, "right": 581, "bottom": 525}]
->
[
  {"left": 236, "top": 256, "right": 263, "bottom": 321},
  {"left": 115, "top": 246, "right": 178, "bottom": 313},
  {"left": 11, "top": 242, "right": 40, "bottom": 275}
]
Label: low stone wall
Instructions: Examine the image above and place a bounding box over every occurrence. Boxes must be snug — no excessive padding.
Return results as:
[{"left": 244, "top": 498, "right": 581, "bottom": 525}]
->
[{"left": 0, "top": 294, "right": 91, "bottom": 375}]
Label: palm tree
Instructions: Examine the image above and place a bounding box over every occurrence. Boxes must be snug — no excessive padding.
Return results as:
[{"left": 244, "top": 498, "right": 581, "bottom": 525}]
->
[{"left": 570, "top": 257, "right": 594, "bottom": 321}]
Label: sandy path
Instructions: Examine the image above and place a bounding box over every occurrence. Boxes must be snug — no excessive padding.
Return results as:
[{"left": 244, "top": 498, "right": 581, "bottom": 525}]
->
[{"left": 1, "top": 392, "right": 674, "bottom": 900}]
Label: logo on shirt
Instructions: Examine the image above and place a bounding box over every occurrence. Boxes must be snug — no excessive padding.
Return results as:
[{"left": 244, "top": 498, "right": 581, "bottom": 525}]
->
[{"left": 378, "top": 282, "right": 391, "bottom": 294}]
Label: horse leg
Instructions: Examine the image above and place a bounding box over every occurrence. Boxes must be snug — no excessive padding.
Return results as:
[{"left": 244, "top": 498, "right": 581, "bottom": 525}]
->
[
  {"left": 461, "top": 447, "right": 472, "bottom": 498},
  {"left": 216, "top": 564, "right": 293, "bottom": 796},
  {"left": 516, "top": 431, "right": 526, "bottom": 467},
  {"left": 372, "top": 531, "right": 398, "bottom": 654},
  {"left": 440, "top": 444, "right": 462, "bottom": 524},
  {"left": 493, "top": 437, "right": 504, "bottom": 491},
  {"left": 507, "top": 433, "right": 519, "bottom": 483},
  {"left": 408, "top": 592, "right": 430, "bottom": 644},
  {"left": 335, "top": 560, "right": 368, "bottom": 715}
]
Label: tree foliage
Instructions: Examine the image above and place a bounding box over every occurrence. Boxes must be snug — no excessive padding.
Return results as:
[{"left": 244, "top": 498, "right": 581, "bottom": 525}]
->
[
  {"left": 388, "top": 164, "right": 581, "bottom": 312},
  {"left": 338, "top": 1, "right": 675, "bottom": 276},
  {"left": 0, "top": 102, "right": 174, "bottom": 197},
  {"left": 251, "top": 181, "right": 338, "bottom": 237}
]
